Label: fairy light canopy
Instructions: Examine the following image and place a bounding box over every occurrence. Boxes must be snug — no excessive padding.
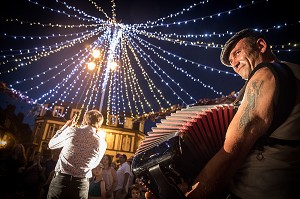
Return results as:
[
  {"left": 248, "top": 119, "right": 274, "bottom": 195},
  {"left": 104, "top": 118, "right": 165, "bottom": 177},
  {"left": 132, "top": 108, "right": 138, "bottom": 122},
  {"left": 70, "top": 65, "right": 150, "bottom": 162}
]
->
[{"left": 0, "top": 0, "right": 299, "bottom": 124}]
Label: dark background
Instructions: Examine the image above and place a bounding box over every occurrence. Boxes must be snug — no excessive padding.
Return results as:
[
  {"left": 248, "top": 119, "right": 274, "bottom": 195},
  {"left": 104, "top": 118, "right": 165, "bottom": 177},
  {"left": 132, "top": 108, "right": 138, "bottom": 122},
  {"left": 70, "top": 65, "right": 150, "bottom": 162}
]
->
[{"left": 0, "top": 0, "right": 299, "bottom": 127}]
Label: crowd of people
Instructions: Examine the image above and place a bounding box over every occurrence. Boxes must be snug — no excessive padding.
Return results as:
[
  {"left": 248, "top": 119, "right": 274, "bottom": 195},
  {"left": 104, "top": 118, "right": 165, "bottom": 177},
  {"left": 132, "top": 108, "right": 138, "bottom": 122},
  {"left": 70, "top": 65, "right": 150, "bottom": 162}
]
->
[
  {"left": 0, "top": 144, "right": 60, "bottom": 199},
  {"left": 0, "top": 144, "right": 145, "bottom": 199},
  {"left": 0, "top": 109, "right": 145, "bottom": 199}
]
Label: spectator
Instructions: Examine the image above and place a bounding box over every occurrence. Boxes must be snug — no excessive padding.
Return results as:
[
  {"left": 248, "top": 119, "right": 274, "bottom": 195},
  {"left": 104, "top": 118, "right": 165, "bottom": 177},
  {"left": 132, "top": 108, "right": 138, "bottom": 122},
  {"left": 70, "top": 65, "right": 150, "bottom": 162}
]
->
[
  {"left": 134, "top": 178, "right": 147, "bottom": 199},
  {"left": 128, "top": 184, "right": 142, "bottom": 199},
  {"left": 22, "top": 151, "right": 45, "bottom": 199},
  {"left": 0, "top": 143, "right": 27, "bottom": 199},
  {"left": 101, "top": 154, "right": 118, "bottom": 199},
  {"left": 43, "top": 149, "right": 60, "bottom": 180},
  {"left": 126, "top": 156, "right": 135, "bottom": 197},
  {"left": 114, "top": 154, "right": 131, "bottom": 199},
  {"left": 88, "top": 163, "right": 106, "bottom": 199},
  {"left": 40, "top": 149, "right": 61, "bottom": 199}
]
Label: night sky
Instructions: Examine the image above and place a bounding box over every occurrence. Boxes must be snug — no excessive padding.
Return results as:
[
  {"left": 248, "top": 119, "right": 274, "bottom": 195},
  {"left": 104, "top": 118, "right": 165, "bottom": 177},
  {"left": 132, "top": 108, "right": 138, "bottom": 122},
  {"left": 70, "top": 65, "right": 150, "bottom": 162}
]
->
[{"left": 0, "top": 0, "right": 299, "bottom": 127}]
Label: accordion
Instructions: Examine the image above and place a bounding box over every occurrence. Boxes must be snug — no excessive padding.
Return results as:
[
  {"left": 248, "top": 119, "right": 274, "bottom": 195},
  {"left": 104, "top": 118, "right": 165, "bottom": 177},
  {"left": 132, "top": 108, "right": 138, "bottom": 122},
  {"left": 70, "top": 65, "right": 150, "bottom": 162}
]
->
[{"left": 132, "top": 104, "right": 238, "bottom": 199}]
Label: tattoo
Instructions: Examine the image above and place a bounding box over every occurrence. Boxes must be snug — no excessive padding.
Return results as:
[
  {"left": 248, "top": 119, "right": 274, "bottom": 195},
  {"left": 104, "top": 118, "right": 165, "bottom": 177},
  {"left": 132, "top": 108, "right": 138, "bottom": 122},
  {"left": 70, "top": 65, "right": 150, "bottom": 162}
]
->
[{"left": 239, "top": 80, "right": 263, "bottom": 129}]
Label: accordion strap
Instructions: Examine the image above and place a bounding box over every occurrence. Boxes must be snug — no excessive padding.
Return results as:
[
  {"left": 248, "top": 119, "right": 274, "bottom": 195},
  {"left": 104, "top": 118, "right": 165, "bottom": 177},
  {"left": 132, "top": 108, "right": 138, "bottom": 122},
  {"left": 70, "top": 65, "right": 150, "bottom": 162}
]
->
[
  {"left": 149, "top": 164, "right": 186, "bottom": 199},
  {"left": 266, "top": 137, "right": 300, "bottom": 147}
]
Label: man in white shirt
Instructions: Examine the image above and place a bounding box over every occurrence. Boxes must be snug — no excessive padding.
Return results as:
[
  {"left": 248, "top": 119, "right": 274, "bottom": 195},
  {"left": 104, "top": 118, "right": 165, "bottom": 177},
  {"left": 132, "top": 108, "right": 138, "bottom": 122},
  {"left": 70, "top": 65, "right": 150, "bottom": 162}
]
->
[
  {"left": 47, "top": 110, "right": 107, "bottom": 199},
  {"left": 114, "top": 154, "right": 131, "bottom": 199}
]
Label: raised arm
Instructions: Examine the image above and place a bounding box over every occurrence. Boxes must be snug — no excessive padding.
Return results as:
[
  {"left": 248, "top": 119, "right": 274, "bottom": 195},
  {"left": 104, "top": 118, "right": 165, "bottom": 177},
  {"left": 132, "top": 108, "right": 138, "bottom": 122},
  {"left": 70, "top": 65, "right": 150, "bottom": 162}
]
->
[{"left": 48, "top": 114, "right": 77, "bottom": 149}]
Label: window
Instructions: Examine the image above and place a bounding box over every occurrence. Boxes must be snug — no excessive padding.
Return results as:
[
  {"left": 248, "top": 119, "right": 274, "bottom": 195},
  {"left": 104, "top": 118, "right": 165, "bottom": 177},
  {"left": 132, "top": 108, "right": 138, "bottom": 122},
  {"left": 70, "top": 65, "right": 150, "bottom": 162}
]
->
[
  {"left": 40, "top": 104, "right": 49, "bottom": 116},
  {"left": 47, "top": 124, "right": 59, "bottom": 139},
  {"left": 106, "top": 132, "right": 115, "bottom": 149},
  {"left": 121, "top": 135, "right": 131, "bottom": 151},
  {"left": 70, "top": 109, "right": 80, "bottom": 120},
  {"left": 53, "top": 106, "right": 64, "bottom": 117}
]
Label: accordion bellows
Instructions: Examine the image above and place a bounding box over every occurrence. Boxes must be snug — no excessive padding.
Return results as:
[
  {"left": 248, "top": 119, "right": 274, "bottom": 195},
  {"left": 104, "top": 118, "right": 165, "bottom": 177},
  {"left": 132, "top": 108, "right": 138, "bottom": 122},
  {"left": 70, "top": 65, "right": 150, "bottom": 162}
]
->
[{"left": 132, "top": 104, "right": 238, "bottom": 199}]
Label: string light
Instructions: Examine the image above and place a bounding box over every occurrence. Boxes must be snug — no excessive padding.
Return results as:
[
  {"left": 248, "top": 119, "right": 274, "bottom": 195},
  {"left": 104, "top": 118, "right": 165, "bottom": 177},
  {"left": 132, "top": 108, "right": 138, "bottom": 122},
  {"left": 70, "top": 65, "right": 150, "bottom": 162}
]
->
[{"left": 0, "top": 0, "right": 298, "bottom": 122}]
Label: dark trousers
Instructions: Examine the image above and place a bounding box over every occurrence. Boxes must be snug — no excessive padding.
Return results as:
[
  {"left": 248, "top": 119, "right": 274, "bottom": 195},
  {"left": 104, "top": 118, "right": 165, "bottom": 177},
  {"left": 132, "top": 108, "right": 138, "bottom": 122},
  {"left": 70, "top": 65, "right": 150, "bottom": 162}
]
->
[{"left": 47, "top": 172, "right": 89, "bottom": 199}]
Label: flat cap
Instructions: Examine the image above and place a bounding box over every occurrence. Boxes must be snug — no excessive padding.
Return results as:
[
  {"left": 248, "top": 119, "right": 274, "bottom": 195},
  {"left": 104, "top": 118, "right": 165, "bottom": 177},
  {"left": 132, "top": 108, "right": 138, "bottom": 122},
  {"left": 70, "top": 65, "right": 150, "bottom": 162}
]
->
[{"left": 220, "top": 29, "right": 266, "bottom": 66}]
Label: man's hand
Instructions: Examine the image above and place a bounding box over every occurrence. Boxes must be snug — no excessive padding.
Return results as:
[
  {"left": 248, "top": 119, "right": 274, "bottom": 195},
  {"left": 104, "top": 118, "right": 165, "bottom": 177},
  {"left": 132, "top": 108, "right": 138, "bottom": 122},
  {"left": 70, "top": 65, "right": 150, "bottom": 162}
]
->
[
  {"left": 67, "top": 114, "right": 77, "bottom": 126},
  {"left": 185, "top": 182, "right": 200, "bottom": 198},
  {"left": 70, "top": 114, "right": 77, "bottom": 126},
  {"left": 61, "top": 114, "right": 77, "bottom": 130},
  {"left": 145, "top": 191, "right": 157, "bottom": 199}
]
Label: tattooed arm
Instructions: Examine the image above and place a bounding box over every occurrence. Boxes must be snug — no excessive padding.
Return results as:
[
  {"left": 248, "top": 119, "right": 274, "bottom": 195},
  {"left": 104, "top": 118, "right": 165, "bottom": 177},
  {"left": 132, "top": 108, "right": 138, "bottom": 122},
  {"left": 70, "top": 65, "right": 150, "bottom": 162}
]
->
[{"left": 186, "top": 66, "right": 275, "bottom": 199}]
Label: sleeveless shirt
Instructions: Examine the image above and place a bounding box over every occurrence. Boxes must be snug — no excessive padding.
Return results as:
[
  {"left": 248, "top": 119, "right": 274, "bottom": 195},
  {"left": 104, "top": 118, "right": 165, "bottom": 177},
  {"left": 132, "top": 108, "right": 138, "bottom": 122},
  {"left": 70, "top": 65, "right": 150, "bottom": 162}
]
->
[
  {"left": 228, "top": 61, "right": 300, "bottom": 198},
  {"left": 89, "top": 179, "right": 102, "bottom": 197}
]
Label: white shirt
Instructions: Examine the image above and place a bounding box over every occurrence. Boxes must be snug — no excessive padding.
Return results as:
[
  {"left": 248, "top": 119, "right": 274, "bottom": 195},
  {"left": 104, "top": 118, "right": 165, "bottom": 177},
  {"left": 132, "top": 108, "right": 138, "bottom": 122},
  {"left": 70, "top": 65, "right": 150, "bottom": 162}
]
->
[
  {"left": 115, "top": 162, "right": 131, "bottom": 191},
  {"left": 48, "top": 125, "right": 107, "bottom": 178}
]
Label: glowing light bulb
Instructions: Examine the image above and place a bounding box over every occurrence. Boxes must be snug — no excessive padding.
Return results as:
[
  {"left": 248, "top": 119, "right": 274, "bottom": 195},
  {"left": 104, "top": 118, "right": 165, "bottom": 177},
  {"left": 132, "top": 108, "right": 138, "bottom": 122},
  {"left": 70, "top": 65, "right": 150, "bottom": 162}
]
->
[
  {"left": 92, "top": 49, "right": 101, "bottom": 58},
  {"left": 87, "top": 62, "right": 96, "bottom": 70},
  {"left": 108, "top": 61, "right": 117, "bottom": 70}
]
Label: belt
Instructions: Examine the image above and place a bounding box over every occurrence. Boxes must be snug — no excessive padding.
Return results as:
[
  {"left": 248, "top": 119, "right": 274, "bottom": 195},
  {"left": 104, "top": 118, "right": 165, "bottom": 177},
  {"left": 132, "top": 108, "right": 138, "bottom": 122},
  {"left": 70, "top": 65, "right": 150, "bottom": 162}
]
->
[{"left": 55, "top": 171, "right": 89, "bottom": 181}]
